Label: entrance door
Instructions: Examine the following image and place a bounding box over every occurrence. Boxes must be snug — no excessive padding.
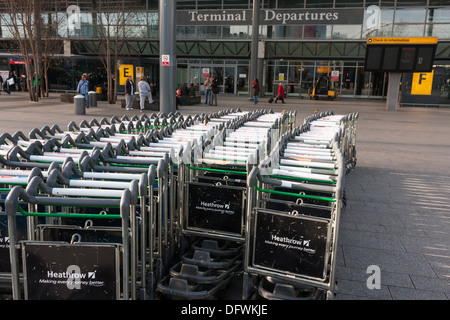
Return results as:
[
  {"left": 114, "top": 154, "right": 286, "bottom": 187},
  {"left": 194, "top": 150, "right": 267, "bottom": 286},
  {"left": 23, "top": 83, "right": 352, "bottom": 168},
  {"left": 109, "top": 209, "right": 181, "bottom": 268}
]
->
[
  {"left": 224, "top": 66, "right": 236, "bottom": 94},
  {"left": 189, "top": 64, "right": 237, "bottom": 95}
]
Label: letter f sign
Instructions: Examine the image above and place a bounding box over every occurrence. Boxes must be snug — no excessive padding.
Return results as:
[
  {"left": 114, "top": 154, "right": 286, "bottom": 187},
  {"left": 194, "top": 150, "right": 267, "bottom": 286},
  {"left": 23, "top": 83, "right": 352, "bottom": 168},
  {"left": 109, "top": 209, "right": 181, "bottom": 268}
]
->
[{"left": 419, "top": 73, "right": 427, "bottom": 85}]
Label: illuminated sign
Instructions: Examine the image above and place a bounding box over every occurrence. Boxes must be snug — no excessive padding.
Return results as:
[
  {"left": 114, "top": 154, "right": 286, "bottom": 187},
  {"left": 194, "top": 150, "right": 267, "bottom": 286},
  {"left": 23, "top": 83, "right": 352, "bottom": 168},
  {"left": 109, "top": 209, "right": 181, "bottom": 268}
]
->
[{"left": 367, "top": 37, "right": 438, "bottom": 45}]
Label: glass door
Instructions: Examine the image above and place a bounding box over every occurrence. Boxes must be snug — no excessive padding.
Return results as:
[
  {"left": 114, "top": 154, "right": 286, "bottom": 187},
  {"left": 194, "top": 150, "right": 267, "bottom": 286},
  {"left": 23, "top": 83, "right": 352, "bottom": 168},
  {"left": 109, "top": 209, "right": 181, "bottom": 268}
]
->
[
  {"left": 212, "top": 66, "right": 224, "bottom": 93},
  {"left": 224, "top": 66, "right": 236, "bottom": 94}
]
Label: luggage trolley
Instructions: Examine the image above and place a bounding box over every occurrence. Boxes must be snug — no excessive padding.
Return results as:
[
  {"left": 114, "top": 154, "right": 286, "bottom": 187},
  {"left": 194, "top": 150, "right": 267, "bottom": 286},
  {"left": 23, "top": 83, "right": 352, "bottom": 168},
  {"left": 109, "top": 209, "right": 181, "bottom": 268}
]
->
[
  {"left": 156, "top": 112, "right": 256, "bottom": 299},
  {"left": 60, "top": 159, "right": 157, "bottom": 299},
  {"left": 80, "top": 146, "right": 174, "bottom": 297},
  {"left": 4, "top": 131, "right": 165, "bottom": 300},
  {"left": 243, "top": 114, "right": 348, "bottom": 300},
  {"left": 116, "top": 110, "right": 248, "bottom": 299},
  {"left": 43, "top": 164, "right": 155, "bottom": 300},
  {"left": 5, "top": 180, "right": 134, "bottom": 300},
  {"left": 0, "top": 166, "right": 59, "bottom": 294},
  {"left": 305, "top": 112, "right": 359, "bottom": 172}
]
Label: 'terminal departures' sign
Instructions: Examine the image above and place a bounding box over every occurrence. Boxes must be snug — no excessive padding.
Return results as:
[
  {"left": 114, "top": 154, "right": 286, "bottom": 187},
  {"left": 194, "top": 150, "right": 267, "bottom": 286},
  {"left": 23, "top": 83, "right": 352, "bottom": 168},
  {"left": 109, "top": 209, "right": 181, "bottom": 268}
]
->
[{"left": 178, "top": 9, "right": 364, "bottom": 26}]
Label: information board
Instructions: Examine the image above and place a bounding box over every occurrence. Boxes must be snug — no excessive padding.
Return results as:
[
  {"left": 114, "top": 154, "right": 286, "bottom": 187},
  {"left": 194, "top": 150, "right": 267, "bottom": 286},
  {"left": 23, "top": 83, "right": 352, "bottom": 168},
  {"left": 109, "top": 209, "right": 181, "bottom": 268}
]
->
[{"left": 364, "top": 37, "right": 438, "bottom": 73}]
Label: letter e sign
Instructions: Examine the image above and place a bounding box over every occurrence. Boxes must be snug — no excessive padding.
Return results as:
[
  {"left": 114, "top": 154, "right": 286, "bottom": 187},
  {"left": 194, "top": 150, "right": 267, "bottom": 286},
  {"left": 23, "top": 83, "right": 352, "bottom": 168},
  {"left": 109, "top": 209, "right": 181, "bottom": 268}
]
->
[{"left": 119, "top": 64, "right": 134, "bottom": 85}]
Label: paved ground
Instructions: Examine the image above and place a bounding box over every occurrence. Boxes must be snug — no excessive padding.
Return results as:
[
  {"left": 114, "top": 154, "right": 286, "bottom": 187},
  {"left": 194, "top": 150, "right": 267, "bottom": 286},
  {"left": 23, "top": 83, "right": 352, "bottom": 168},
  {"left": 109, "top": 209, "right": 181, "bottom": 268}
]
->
[{"left": 1, "top": 91, "right": 449, "bottom": 300}]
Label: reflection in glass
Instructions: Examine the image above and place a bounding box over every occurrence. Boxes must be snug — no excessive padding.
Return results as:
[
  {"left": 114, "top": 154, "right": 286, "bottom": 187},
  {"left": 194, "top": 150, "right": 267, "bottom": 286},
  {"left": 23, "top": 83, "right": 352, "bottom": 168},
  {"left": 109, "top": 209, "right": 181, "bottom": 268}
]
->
[
  {"left": 394, "top": 8, "right": 426, "bottom": 24},
  {"left": 197, "top": 0, "right": 222, "bottom": 9},
  {"left": 223, "top": 0, "right": 251, "bottom": 9},
  {"left": 426, "top": 24, "right": 450, "bottom": 38},
  {"left": 177, "top": 0, "right": 196, "bottom": 9},
  {"left": 223, "top": 26, "right": 250, "bottom": 39},
  {"left": 277, "top": 0, "right": 305, "bottom": 8},
  {"left": 305, "top": 0, "right": 333, "bottom": 8},
  {"left": 271, "top": 26, "right": 303, "bottom": 39},
  {"left": 332, "top": 25, "right": 362, "bottom": 39},
  {"left": 428, "top": 8, "right": 450, "bottom": 23},
  {"left": 334, "top": 0, "right": 364, "bottom": 7},
  {"left": 304, "top": 25, "right": 332, "bottom": 39},
  {"left": 393, "top": 24, "right": 425, "bottom": 37},
  {"left": 177, "top": 26, "right": 196, "bottom": 39},
  {"left": 197, "top": 26, "right": 221, "bottom": 39},
  {"left": 396, "top": 0, "right": 427, "bottom": 6}
]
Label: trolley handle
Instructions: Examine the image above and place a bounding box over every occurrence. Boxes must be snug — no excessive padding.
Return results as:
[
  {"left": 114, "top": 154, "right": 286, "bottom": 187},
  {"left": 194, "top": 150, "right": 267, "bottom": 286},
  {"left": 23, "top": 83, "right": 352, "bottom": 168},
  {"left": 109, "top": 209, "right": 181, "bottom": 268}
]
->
[{"left": 247, "top": 167, "right": 337, "bottom": 202}]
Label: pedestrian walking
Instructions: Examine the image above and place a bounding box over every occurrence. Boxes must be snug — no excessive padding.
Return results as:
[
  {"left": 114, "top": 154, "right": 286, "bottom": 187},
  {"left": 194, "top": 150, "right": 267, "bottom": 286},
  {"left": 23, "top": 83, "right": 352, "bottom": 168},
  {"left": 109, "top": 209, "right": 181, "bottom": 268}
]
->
[
  {"left": 19, "top": 73, "right": 27, "bottom": 91},
  {"left": 138, "top": 76, "right": 153, "bottom": 112},
  {"left": 77, "top": 74, "right": 89, "bottom": 108},
  {"left": 125, "top": 76, "right": 135, "bottom": 110},
  {"left": 11, "top": 71, "right": 18, "bottom": 91},
  {"left": 210, "top": 76, "right": 219, "bottom": 106},
  {"left": 252, "top": 78, "right": 261, "bottom": 104},
  {"left": 274, "top": 82, "right": 285, "bottom": 104},
  {"left": 204, "top": 76, "right": 212, "bottom": 105}
]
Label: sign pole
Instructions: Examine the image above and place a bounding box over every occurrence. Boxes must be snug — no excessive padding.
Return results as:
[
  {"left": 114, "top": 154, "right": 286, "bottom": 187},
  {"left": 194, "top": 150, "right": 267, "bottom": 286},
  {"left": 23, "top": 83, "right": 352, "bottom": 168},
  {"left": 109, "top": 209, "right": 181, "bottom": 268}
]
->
[
  {"left": 386, "top": 72, "right": 402, "bottom": 111},
  {"left": 159, "top": 0, "right": 177, "bottom": 114},
  {"left": 249, "top": 0, "right": 260, "bottom": 101}
]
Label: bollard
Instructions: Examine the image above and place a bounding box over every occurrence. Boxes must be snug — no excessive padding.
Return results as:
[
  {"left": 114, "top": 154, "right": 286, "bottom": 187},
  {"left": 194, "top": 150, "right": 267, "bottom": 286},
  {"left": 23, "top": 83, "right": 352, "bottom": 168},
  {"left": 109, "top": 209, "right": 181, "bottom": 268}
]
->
[
  {"left": 89, "top": 91, "right": 97, "bottom": 107},
  {"left": 74, "top": 94, "right": 86, "bottom": 115}
]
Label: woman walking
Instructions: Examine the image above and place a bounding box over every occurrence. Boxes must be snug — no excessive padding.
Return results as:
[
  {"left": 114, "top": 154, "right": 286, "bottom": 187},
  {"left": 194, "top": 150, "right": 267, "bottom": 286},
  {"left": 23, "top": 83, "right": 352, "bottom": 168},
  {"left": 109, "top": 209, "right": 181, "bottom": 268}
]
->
[
  {"left": 252, "top": 78, "right": 261, "bottom": 105},
  {"left": 274, "top": 82, "right": 285, "bottom": 103}
]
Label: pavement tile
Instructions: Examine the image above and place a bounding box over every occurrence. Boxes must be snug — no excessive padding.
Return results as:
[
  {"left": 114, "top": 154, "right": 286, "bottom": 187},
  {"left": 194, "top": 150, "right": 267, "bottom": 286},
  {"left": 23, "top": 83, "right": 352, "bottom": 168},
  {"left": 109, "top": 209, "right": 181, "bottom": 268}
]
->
[
  {"left": 334, "top": 279, "right": 392, "bottom": 300},
  {"left": 410, "top": 275, "right": 450, "bottom": 294},
  {"left": 339, "top": 230, "right": 406, "bottom": 252},
  {"left": 388, "top": 286, "right": 448, "bottom": 300},
  {"left": 342, "top": 246, "right": 437, "bottom": 278},
  {"left": 335, "top": 265, "right": 415, "bottom": 289}
]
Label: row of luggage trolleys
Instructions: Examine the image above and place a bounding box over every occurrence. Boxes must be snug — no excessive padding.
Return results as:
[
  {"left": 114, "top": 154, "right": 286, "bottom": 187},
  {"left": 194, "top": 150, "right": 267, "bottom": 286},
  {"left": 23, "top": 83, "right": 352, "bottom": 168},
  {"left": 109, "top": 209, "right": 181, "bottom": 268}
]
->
[
  {"left": 0, "top": 110, "right": 198, "bottom": 300},
  {"left": 0, "top": 108, "right": 357, "bottom": 300},
  {"left": 243, "top": 112, "right": 358, "bottom": 299}
]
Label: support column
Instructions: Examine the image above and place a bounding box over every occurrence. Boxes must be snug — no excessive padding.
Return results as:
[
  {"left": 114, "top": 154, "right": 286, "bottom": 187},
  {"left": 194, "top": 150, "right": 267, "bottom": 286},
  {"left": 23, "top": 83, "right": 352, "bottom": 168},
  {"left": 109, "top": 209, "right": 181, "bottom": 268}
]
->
[
  {"left": 159, "top": 0, "right": 177, "bottom": 114},
  {"left": 249, "top": 0, "right": 260, "bottom": 100},
  {"left": 386, "top": 72, "right": 402, "bottom": 111}
]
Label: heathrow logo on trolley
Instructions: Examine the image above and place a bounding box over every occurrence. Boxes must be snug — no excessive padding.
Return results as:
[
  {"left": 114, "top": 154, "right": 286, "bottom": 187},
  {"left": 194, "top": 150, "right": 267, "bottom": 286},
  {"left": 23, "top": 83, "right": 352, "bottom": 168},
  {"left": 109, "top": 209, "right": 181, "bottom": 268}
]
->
[{"left": 43, "top": 265, "right": 105, "bottom": 290}]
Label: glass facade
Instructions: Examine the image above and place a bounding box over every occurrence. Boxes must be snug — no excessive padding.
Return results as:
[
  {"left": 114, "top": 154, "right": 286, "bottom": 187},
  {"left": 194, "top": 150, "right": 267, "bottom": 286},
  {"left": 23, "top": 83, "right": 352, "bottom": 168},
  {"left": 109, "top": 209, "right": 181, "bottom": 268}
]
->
[{"left": 0, "top": 0, "right": 449, "bottom": 105}]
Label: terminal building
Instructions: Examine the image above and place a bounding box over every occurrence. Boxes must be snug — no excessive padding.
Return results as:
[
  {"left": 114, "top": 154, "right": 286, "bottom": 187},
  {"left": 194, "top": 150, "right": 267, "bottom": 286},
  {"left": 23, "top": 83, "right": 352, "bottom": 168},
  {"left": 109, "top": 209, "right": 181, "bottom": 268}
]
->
[{"left": 1, "top": 0, "right": 449, "bottom": 107}]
